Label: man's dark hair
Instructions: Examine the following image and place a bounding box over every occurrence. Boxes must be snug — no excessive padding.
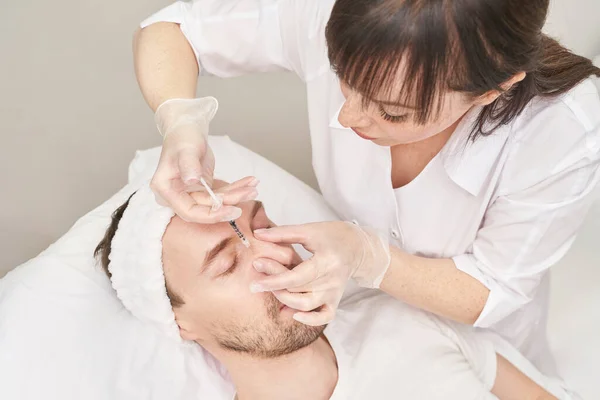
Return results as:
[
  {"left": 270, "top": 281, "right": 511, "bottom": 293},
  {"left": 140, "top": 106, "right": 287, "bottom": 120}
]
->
[{"left": 94, "top": 193, "right": 185, "bottom": 308}]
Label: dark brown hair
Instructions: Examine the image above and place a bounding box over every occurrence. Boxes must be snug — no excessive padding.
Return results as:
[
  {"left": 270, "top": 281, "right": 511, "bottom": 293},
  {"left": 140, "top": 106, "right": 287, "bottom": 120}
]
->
[
  {"left": 325, "top": 0, "right": 600, "bottom": 138},
  {"left": 94, "top": 193, "right": 185, "bottom": 308}
]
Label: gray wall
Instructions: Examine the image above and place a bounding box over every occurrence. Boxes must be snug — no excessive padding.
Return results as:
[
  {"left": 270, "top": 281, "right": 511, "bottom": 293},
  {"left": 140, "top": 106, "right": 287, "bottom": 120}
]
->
[{"left": 1, "top": 0, "right": 600, "bottom": 276}]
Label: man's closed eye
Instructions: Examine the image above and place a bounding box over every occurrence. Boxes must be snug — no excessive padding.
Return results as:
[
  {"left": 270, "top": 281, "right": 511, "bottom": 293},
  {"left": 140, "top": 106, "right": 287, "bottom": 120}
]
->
[{"left": 220, "top": 253, "right": 241, "bottom": 277}]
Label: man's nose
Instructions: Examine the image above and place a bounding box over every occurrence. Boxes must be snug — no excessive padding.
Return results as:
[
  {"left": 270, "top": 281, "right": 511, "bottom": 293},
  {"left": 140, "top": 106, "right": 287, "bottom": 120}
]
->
[
  {"left": 338, "top": 92, "right": 370, "bottom": 129},
  {"left": 250, "top": 239, "right": 296, "bottom": 268}
]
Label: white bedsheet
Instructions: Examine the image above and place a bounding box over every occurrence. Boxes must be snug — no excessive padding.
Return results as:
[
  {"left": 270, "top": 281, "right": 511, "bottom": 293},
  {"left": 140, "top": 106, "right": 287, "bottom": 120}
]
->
[
  {"left": 0, "top": 136, "right": 598, "bottom": 399},
  {"left": 0, "top": 136, "right": 339, "bottom": 400}
]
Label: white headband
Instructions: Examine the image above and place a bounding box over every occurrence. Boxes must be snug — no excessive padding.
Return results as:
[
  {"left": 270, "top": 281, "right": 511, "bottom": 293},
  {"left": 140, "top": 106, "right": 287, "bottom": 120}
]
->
[{"left": 107, "top": 183, "right": 181, "bottom": 341}]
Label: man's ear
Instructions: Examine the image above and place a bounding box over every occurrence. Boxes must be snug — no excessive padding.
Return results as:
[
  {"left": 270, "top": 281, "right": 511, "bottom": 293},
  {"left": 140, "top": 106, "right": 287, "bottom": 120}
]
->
[
  {"left": 475, "top": 72, "right": 527, "bottom": 106},
  {"left": 179, "top": 326, "right": 200, "bottom": 341},
  {"left": 175, "top": 314, "right": 201, "bottom": 341}
]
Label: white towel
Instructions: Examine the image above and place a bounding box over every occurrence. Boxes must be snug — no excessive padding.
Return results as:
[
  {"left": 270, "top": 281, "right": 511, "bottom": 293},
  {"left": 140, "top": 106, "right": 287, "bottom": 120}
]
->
[{"left": 107, "top": 183, "right": 180, "bottom": 341}]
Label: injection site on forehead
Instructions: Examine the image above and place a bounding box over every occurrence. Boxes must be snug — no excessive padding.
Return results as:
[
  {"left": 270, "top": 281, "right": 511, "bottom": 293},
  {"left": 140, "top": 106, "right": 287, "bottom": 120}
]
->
[{"left": 197, "top": 201, "right": 267, "bottom": 273}]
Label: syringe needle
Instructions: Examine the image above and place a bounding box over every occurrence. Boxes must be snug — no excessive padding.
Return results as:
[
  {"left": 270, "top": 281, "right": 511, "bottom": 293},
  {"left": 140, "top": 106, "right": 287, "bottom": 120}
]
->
[{"left": 199, "top": 177, "right": 249, "bottom": 247}]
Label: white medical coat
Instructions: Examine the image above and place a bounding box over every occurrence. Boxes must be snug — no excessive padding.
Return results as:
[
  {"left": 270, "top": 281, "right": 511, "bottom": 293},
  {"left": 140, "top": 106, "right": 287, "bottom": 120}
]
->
[{"left": 141, "top": 0, "right": 600, "bottom": 371}]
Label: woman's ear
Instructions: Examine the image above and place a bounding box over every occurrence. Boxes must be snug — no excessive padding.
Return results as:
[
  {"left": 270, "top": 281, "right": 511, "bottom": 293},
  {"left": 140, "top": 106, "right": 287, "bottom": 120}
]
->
[
  {"left": 503, "top": 71, "right": 527, "bottom": 89},
  {"left": 475, "top": 72, "right": 527, "bottom": 106}
]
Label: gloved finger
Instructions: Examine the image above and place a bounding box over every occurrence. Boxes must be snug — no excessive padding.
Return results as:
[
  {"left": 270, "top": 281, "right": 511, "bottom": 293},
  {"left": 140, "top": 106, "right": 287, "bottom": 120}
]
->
[
  {"left": 204, "top": 205, "right": 244, "bottom": 223},
  {"left": 250, "top": 259, "right": 323, "bottom": 293},
  {"left": 185, "top": 176, "right": 259, "bottom": 206},
  {"left": 271, "top": 290, "right": 325, "bottom": 312},
  {"left": 153, "top": 182, "right": 242, "bottom": 223},
  {"left": 190, "top": 186, "right": 258, "bottom": 207},
  {"left": 252, "top": 245, "right": 299, "bottom": 274},
  {"left": 217, "top": 176, "right": 260, "bottom": 192},
  {"left": 198, "top": 173, "right": 214, "bottom": 189},
  {"left": 199, "top": 146, "right": 215, "bottom": 188},
  {"left": 150, "top": 175, "right": 203, "bottom": 219},
  {"left": 252, "top": 258, "right": 293, "bottom": 275},
  {"left": 178, "top": 199, "right": 242, "bottom": 224},
  {"left": 176, "top": 204, "right": 242, "bottom": 224},
  {"left": 187, "top": 176, "right": 257, "bottom": 194},
  {"left": 177, "top": 149, "right": 205, "bottom": 185},
  {"left": 160, "top": 189, "right": 208, "bottom": 222},
  {"left": 292, "top": 305, "right": 336, "bottom": 327},
  {"left": 284, "top": 277, "right": 340, "bottom": 293},
  {"left": 253, "top": 224, "right": 314, "bottom": 245}
]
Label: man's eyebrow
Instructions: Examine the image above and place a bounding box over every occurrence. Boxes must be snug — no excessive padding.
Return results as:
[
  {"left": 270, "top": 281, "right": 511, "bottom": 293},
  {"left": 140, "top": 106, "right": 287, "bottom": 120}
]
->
[
  {"left": 202, "top": 236, "right": 235, "bottom": 273},
  {"left": 199, "top": 201, "right": 264, "bottom": 274}
]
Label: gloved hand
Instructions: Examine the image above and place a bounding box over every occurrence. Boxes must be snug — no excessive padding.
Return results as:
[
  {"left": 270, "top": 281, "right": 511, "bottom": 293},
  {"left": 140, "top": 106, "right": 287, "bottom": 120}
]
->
[
  {"left": 151, "top": 97, "right": 258, "bottom": 223},
  {"left": 250, "top": 221, "right": 391, "bottom": 326}
]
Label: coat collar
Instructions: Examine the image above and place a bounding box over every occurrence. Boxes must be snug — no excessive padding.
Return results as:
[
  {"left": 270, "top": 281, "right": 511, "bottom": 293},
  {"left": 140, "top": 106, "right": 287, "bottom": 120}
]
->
[{"left": 329, "top": 105, "right": 512, "bottom": 197}]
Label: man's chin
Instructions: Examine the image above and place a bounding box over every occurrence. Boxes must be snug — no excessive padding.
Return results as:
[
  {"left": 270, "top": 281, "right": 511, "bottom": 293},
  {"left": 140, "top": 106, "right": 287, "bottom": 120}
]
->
[
  {"left": 266, "top": 321, "right": 326, "bottom": 358},
  {"left": 213, "top": 292, "right": 327, "bottom": 359},
  {"left": 216, "top": 321, "right": 325, "bottom": 359}
]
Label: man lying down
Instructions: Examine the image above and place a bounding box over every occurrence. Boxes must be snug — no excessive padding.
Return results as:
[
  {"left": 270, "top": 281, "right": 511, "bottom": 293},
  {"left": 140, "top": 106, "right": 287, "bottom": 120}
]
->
[{"left": 95, "top": 181, "right": 574, "bottom": 400}]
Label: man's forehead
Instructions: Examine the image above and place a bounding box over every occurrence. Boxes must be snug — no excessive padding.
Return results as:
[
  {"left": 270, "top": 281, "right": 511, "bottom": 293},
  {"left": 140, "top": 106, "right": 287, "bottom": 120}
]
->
[
  {"left": 163, "top": 200, "right": 264, "bottom": 263},
  {"left": 162, "top": 216, "right": 221, "bottom": 260}
]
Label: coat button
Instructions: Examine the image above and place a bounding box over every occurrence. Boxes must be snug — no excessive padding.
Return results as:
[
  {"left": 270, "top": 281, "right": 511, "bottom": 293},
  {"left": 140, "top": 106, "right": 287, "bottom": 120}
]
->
[
  {"left": 391, "top": 230, "right": 400, "bottom": 239},
  {"left": 351, "top": 219, "right": 359, "bottom": 225}
]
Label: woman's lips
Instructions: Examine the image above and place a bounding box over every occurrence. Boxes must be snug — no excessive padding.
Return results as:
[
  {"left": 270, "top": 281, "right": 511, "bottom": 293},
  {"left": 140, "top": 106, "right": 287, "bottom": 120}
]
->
[{"left": 351, "top": 128, "right": 375, "bottom": 140}]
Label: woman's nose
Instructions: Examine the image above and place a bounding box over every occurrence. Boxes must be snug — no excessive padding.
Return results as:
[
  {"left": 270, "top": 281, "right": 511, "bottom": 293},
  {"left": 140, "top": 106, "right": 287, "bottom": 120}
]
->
[{"left": 338, "top": 93, "right": 370, "bottom": 129}]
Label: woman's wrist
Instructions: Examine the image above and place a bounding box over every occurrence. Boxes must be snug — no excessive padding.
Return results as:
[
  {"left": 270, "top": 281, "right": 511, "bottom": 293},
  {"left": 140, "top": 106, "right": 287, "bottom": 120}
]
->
[
  {"left": 349, "top": 223, "right": 392, "bottom": 288},
  {"left": 379, "top": 246, "right": 489, "bottom": 325}
]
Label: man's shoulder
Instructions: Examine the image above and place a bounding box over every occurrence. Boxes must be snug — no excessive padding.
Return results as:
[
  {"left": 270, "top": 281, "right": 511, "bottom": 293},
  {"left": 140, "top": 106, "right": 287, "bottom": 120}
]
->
[
  {"left": 332, "top": 290, "right": 450, "bottom": 347},
  {"left": 327, "top": 292, "right": 494, "bottom": 399}
]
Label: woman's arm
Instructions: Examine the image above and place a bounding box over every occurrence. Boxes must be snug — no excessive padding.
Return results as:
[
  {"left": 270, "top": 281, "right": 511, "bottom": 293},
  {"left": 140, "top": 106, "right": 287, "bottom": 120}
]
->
[
  {"left": 252, "top": 100, "right": 599, "bottom": 328},
  {"left": 252, "top": 222, "right": 489, "bottom": 325},
  {"left": 492, "top": 354, "right": 557, "bottom": 400},
  {"left": 380, "top": 247, "right": 489, "bottom": 325},
  {"left": 133, "top": 22, "right": 199, "bottom": 112},
  {"left": 381, "top": 114, "right": 599, "bottom": 326}
]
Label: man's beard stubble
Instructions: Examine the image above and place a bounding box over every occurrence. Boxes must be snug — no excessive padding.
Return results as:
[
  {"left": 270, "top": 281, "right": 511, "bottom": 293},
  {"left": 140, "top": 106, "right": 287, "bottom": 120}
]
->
[{"left": 215, "top": 292, "right": 326, "bottom": 359}]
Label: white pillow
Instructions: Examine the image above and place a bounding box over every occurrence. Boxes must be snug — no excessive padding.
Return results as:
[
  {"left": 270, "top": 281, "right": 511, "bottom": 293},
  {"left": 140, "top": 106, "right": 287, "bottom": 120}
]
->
[
  {"left": 0, "top": 136, "right": 339, "bottom": 400},
  {"left": 593, "top": 56, "right": 600, "bottom": 92}
]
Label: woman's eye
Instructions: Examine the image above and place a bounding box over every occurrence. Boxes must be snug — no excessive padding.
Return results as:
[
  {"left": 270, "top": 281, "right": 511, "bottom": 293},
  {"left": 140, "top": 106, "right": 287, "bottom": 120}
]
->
[{"left": 379, "top": 106, "right": 408, "bottom": 123}]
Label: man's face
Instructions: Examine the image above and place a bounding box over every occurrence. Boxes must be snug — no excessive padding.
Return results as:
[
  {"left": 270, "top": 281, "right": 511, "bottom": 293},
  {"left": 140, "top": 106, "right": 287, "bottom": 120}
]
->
[{"left": 161, "top": 192, "right": 324, "bottom": 358}]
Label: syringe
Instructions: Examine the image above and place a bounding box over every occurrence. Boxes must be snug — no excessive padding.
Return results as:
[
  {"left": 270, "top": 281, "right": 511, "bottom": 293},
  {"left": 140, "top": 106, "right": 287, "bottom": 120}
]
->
[{"left": 199, "top": 177, "right": 250, "bottom": 247}]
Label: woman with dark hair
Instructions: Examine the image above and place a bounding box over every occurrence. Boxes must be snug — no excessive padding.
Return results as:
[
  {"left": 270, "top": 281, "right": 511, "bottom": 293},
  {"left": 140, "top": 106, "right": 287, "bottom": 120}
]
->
[{"left": 135, "top": 0, "right": 600, "bottom": 374}]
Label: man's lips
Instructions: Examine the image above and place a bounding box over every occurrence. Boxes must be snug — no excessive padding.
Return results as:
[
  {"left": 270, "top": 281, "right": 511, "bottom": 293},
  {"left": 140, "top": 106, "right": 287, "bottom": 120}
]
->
[{"left": 351, "top": 128, "right": 375, "bottom": 140}]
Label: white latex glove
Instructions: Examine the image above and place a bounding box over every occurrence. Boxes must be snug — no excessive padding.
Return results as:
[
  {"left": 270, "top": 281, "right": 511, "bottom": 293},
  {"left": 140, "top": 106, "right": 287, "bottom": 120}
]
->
[
  {"left": 151, "top": 97, "right": 258, "bottom": 223},
  {"left": 250, "top": 221, "right": 391, "bottom": 326}
]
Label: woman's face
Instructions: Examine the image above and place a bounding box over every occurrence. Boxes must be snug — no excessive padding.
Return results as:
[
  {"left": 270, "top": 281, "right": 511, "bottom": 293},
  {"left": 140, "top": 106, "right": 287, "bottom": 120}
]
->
[{"left": 338, "top": 80, "right": 478, "bottom": 147}]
